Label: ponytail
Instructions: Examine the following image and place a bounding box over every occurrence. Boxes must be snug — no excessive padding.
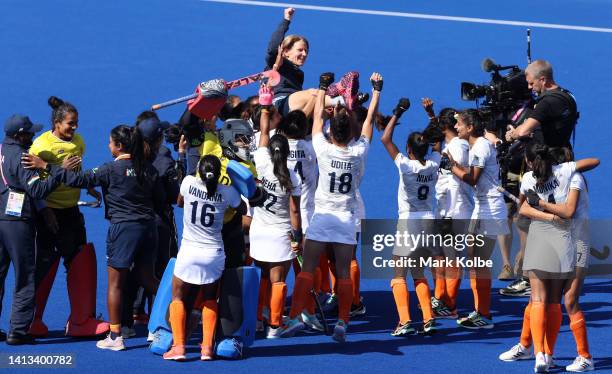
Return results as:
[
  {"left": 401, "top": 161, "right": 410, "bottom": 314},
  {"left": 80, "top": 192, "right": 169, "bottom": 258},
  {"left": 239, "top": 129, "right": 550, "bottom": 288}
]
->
[
  {"left": 199, "top": 155, "right": 221, "bottom": 195},
  {"left": 269, "top": 134, "right": 292, "bottom": 192},
  {"left": 110, "top": 125, "right": 147, "bottom": 185},
  {"left": 526, "top": 142, "right": 553, "bottom": 186},
  {"left": 406, "top": 132, "right": 429, "bottom": 161},
  {"left": 48, "top": 96, "right": 78, "bottom": 130}
]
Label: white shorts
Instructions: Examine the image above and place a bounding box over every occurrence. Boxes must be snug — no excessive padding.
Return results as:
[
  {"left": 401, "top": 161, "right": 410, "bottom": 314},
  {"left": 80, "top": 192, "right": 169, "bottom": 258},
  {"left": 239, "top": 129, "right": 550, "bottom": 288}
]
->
[
  {"left": 393, "top": 214, "right": 437, "bottom": 257},
  {"left": 470, "top": 198, "right": 509, "bottom": 237},
  {"left": 174, "top": 241, "right": 225, "bottom": 285},
  {"left": 572, "top": 219, "right": 590, "bottom": 269},
  {"left": 306, "top": 208, "right": 356, "bottom": 245},
  {"left": 249, "top": 220, "right": 296, "bottom": 263}
]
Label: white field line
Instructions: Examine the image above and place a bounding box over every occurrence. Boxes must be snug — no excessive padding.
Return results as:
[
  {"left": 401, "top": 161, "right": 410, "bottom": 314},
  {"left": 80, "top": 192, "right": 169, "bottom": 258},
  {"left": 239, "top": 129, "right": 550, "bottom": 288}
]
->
[{"left": 200, "top": 0, "right": 612, "bottom": 33}]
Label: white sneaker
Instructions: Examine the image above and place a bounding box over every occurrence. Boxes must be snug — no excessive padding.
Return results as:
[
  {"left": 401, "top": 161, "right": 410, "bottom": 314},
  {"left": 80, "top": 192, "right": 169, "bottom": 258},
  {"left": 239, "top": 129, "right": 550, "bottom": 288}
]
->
[
  {"left": 301, "top": 312, "right": 324, "bottom": 332},
  {"left": 147, "top": 331, "right": 155, "bottom": 342},
  {"left": 266, "top": 326, "right": 282, "bottom": 339},
  {"left": 96, "top": 334, "right": 125, "bottom": 351},
  {"left": 499, "top": 343, "right": 534, "bottom": 362},
  {"left": 121, "top": 326, "right": 135, "bottom": 339},
  {"left": 566, "top": 356, "right": 595, "bottom": 372},
  {"left": 534, "top": 352, "right": 549, "bottom": 373},
  {"left": 332, "top": 320, "right": 347, "bottom": 343},
  {"left": 545, "top": 354, "right": 555, "bottom": 368}
]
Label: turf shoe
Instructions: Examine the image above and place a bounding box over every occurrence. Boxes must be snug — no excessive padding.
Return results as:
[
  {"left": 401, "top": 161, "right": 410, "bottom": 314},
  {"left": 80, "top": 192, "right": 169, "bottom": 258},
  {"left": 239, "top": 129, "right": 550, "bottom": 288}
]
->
[
  {"left": 301, "top": 311, "right": 325, "bottom": 332},
  {"left": 391, "top": 321, "right": 415, "bottom": 337},
  {"left": 332, "top": 320, "right": 347, "bottom": 343},
  {"left": 326, "top": 72, "right": 360, "bottom": 110},
  {"left": 322, "top": 293, "right": 338, "bottom": 315},
  {"left": 420, "top": 319, "right": 437, "bottom": 335},
  {"left": 534, "top": 352, "right": 549, "bottom": 373},
  {"left": 498, "top": 264, "right": 514, "bottom": 280},
  {"left": 457, "top": 311, "right": 494, "bottom": 329},
  {"left": 96, "top": 333, "right": 125, "bottom": 351},
  {"left": 546, "top": 354, "right": 556, "bottom": 368},
  {"left": 163, "top": 345, "right": 186, "bottom": 361},
  {"left": 349, "top": 297, "right": 366, "bottom": 318},
  {"left": 266, "top": 325, "right": 283, "bottom": 339},
  {"left": 431, "top": 297, "right": 458, "bottom": 319},
  {"left": 200, "top": 346, "right": 214, "bottom": 361},
  {"left": 566, "top": 356, "right": 595, "bottom": 372},
  {"left": 498, "top": 343, "right": 534, "bottom": 361},
  {"left": 279, "top": 317, "right": 304, "bottom": 338},
  {"left": 499, "top": 277, "right": 531, "bottom": 297}
]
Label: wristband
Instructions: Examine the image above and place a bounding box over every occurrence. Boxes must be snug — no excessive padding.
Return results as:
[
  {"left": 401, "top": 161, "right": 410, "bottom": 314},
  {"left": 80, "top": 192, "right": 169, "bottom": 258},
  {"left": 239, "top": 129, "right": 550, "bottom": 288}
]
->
[{"left": 291, "top": 228, "right": 303, "bottom": 244}]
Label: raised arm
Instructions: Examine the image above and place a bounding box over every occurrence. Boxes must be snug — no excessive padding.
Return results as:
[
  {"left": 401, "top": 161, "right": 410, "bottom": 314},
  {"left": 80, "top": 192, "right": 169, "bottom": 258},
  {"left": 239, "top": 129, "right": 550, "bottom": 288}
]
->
[
  {"left": 258, "top": 85, "right": 274, "bottom": 148},
  {"left": 265, "top": 8, "right": 294, "bottom": 68},
  {"left": 361, "top": 72, "right": 382, "bottom": 142},
  {"left": 380, "top": 97, "right": 410, "bottom": 161},
  {"left": 312, "top": 72, "right": 334, "bottom": 136},
  {"left": 575, "top": 158, "right": 600, "bottom": 172}
]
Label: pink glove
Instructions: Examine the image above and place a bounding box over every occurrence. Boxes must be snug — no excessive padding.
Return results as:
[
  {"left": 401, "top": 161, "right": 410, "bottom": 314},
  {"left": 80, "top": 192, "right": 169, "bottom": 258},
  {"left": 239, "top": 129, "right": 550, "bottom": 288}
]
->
[{"left": 258, "top": 85, "right": 274, "bottom": 106}]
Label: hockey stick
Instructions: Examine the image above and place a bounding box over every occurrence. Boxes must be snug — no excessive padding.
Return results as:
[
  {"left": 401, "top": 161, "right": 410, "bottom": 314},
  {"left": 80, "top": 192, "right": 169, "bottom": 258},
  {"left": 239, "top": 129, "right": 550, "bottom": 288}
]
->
[
  {"left": 297, "top": 255, "right": 330, "bottom": 335},
  {"left": 77, "top": 200, "right": 101, "bottom": 208},
  {"left": 151, "top": 70, "right": 281, "bottom": 111}
]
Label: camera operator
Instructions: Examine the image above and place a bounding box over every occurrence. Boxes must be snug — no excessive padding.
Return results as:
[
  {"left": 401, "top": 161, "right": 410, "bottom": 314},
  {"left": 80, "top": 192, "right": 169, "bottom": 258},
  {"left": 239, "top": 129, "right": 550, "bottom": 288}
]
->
[{"left": 505, "top": 60, "right": 578, "bottom": 148}]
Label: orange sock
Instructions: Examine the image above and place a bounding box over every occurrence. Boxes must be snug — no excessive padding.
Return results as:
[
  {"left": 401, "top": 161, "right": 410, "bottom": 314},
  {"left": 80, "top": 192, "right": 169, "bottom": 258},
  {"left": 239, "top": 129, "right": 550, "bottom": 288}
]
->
[
  {"left": 350, "top": 260, "right": 361, "bottom": 305},
  {"left": 471, "top": 277, "right": 491, "bottom": 317},
  {"left": 520, "top": 303, "right": 532, "bottom": 348},
  {"left": 544, "top": 304, "right": 562, "bottom": 355},
  {"left": 329, "top": 262, "right": 337, "bottom": 294},
  {"left": 336, "top": 279, "right": 353, "bottom": 323},
  {"left": 270, "top": 282, "right": 287, "bottom": 327},
  {"left": 445, "top": 267, "right": 462, "bottom": 310},
  {"left": 414, "top": 279, "right": 433, "bottom": 322},
  {"left": 320, "top": 254, "right": 331, "bottom": 294},
  {"left": 110, "top": 323, "right": 121, "bottom": 334},
  {"left": 169, "top": 300, "right": 186, "bottom": 346},
  {"left": 569, "top": 311, "right": 591, "bottom": 359},
  {"left": 257, "top": 278, "right": 270, "bottom": 321},
  {"left": 530, "top": 302, "right": 546, "bottom": 354},
  {"left": 391, "top": 279, "right": 411, "bottom": 324},
  {"left": 289, "top": 272, "right": 313, "bottom": 319},
  {"left": 201, "top": 299, "right": 217, "bottom": 350}
]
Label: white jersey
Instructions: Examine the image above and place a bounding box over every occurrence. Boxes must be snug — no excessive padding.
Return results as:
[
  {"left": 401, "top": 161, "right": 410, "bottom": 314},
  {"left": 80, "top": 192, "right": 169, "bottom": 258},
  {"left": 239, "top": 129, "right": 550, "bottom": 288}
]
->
[
  {"left": 287, "top": 138, "right": 317, "bottom": 212},
  {"left": 395, "top": 153, "right": 439, "bottom": 218},
  {"left": 444, "top": 137, "right": 473, "bottom": 219},
  {"left": 250, "top": 129, "right": 277, "bottom": 155},
  {"left": 180, "top": 175, "right": 241, "bottom": 248},
  {"left": 569, "top": 172, "right": 589, "bottom": 220},
  {"left": 520, "top": 162, "right": 577, "bottom": 212},
  {"left": 252, "top": 147, "right": 301, "bottom": 231},
  {"left": 469, "top": 137, "right": 504, "bottom": 201},
  {"left": 312, "top": 133, "right": 368, "bottom": 213}
]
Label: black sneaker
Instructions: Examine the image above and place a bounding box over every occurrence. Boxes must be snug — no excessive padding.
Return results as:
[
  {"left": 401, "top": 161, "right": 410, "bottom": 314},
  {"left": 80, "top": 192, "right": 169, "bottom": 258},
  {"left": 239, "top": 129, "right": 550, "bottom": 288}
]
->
[
  {"left": 418, "top": 319, "right": 437, "bottom": 335},
  {"left": 499, "top": 277, "right": 531, "bottom": 297},
  {"left": 457, "top": 311, "right": 494, "bottom": 329},
  {"left": 391, "top": 321, "right": 415, "bottom": 337},
  {"left": 349, "top": 297, "right": 366, "bottom": 318},
  {"left": 6, "top": 332, "right": 35, "bottom": 345}
]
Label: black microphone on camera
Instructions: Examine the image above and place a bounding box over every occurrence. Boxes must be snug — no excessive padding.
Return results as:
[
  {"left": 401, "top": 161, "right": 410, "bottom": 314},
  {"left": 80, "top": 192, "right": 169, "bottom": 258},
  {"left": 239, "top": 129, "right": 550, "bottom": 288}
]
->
[{"left": 481, "top": 58, "right": 517, "bottom": 73}]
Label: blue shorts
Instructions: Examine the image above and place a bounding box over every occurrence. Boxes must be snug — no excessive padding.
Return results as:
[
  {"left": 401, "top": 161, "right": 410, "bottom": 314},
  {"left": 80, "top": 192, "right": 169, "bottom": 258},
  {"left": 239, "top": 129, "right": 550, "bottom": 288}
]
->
[
  {"left": 106, "top": 220, "right": 158, "bottom": 268},
  {"left": 272, "top": 95, "right": 290, "bottom": 116}
]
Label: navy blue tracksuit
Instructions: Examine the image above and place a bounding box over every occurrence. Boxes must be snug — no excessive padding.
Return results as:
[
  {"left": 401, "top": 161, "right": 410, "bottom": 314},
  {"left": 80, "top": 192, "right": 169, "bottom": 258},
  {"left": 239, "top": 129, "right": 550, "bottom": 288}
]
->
[{"left": 0, "top": 138, "right": 63, "bottom": 335}]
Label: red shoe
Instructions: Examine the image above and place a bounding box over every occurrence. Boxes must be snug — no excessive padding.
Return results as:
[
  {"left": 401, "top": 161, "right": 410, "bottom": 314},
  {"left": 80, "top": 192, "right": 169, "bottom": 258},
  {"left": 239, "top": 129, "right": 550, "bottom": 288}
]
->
[
  {"left": 200, "top": 345, "right": 214, "bottom": 361},
  {"left": 29, "top": 318, "right": 49, "bottom": 337},
  {"left": 326, "top": 72, "right": 360, "bottom": 110},
  {"left": 65, "top": 317, "right": 109, "bottom": 337},
  {"left": 163, "top": 345, "right": 186, "bottom": 361}
]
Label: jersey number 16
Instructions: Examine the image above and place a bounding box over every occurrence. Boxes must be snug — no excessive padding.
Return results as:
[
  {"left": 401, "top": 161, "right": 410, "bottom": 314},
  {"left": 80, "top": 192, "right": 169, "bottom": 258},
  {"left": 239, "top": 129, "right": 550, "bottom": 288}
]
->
[{"left": 190, "top": 201, "right": 216, "bottom": 227}]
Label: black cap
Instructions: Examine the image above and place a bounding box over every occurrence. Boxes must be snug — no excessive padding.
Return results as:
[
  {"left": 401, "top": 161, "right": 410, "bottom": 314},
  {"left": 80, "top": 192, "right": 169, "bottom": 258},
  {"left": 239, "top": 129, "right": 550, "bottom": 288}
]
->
[
  {"left": 4, "top": 114, "right": 43, "bottom": 136},
  {"left": 138, "top": 118, "right": 170, "bottom": 140}
]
